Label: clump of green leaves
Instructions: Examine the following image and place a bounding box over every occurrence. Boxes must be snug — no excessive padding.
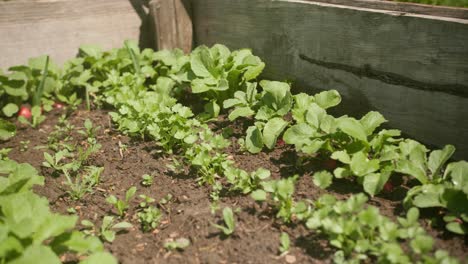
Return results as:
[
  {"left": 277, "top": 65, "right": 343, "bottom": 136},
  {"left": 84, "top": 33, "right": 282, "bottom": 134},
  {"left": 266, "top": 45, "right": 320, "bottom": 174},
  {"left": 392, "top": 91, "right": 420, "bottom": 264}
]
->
[
  {"left": 164, "top": 238, "right": 190, "bottom": 251},
  {"left": 0, "top": 159, "right": 115, "bottom": 263},
  {"left": 137, "top": 206, "right": 162, "bottom": 232},
  {"left": 106, "top": 186, "right": 137, "bottom": 217},
  {"left": 252, "top": 176, "right": 300, "bottom": 222},
  {"left": 82, "top": 216, "right": 132, "bottom": 243},
  {"left": 0, "top": 119, "right": 16, "bottom": 141},
  {"left": 141, "top": 174, "right": 154, "bottom": 186},
  {"left": 78, "top": 118, "right": 101, "bottom": 143},
  {"left": 279, "top": 232, "right": 291, "bottom": 255},
  {"left": 225, "top": 166, "right": 271, "bottom": 194},
  {"left": 189, "top": 44, "right": 265, "bottom": 119},
  {"left": 212, "top": 207, "right": 236, "bottom": 236},
  {"left": 63, "top": 166, "right": 103, "bottom": 200},
  {"left": 1, "top": 55, "right": 59, "bottom": 122},
  {"left": 237, "top": 80, "right": 292, "bottom": 153},
  {"left": 306, "top": 194, "right": 458, "bottom": 263},
  {"left": 18, "top": 105, "right": 46, "bottom": 128}
]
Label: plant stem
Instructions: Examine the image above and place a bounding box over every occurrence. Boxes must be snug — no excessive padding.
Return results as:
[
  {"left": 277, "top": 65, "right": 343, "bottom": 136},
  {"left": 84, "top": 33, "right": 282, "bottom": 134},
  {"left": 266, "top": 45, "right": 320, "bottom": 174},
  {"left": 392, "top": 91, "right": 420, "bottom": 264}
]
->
[{"left": 33, "top": 55, "right": 49, "bottom": 107}]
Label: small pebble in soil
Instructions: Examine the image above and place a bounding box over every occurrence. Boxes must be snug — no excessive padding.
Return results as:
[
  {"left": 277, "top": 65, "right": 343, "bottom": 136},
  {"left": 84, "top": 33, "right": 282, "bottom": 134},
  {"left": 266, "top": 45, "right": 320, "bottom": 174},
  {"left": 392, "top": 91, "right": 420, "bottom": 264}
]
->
[{"left": 285, "top": 255, "right": 296, "bottom": 263}]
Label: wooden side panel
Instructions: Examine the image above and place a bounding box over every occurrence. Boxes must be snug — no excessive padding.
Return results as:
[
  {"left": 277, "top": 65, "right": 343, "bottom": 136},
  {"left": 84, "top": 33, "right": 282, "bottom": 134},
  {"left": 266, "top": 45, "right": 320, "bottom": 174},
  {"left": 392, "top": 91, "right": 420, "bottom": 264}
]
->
[
  {"left": 192, "top": 0, "right": 468, "bottom": 158},
  {"left": 307, "top": 0, "right": 468, "bottom": 19},
  {"left": 150, "top": 0, "right": 193, "bottom": 53},
  {"left": 0, "top": 0, "right": 153, "bottom": 68}
]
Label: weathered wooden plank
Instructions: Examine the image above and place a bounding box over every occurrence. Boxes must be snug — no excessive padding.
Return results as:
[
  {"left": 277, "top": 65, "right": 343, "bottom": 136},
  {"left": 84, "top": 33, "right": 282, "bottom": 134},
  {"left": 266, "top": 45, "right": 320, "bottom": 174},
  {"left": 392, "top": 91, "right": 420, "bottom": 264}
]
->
[
  {"left": 149, "top": 0, "right": 193, "bottom": 53},
  {"left": 192, "top": 0, "right": 468, "bottom": 158},
  {"left": 0, "top": 0, "right": 153, "bottom": 68},
  {"left": 307, "top": 0, "right": 468, "bottom": 19}
]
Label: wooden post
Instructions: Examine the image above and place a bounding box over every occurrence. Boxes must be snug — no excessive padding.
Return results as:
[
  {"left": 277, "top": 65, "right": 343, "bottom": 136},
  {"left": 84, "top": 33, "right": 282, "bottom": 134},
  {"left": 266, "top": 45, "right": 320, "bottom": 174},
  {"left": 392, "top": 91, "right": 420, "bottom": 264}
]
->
[{"left": 149, "top": 0, "right": 193, "bottom": 53}]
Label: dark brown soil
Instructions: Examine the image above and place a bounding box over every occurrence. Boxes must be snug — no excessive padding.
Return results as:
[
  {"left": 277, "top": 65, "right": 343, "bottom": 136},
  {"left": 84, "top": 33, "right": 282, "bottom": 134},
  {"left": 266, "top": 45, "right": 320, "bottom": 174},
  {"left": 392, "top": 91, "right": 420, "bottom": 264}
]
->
[{"left": 2, "top": 108, "right": 467, "bottom": 264}]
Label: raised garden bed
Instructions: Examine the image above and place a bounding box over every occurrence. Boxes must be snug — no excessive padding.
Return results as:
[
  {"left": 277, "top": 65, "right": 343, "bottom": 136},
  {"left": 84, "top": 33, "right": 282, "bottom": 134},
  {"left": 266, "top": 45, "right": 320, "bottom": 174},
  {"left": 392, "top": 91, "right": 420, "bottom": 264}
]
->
[
  {"left": 1, "top": 0, "right": 468, "bottom": 263},
  {"left": 1, "top": 41, "right": 467, "bottom": 263}
]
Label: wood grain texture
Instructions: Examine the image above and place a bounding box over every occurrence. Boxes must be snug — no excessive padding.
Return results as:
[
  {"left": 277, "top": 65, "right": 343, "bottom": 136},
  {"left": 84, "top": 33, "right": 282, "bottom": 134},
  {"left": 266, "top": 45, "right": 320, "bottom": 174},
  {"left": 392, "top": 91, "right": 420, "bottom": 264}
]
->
[
  {"left": 150, "top": 0, "right": 192, "bottom": 53},
  {"left": 0, "top": 0, "right": 153, "bottom": 68},
  {"left": 192, "top": 0, "right": 468, "bottom": 158},
  {"left": 307, "top": 0, "right": 468, "bottom": 19}
]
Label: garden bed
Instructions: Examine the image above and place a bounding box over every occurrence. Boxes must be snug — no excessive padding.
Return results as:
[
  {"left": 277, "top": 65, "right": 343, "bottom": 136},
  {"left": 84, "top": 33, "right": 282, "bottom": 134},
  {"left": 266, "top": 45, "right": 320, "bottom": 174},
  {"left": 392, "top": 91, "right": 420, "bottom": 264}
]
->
[
  {"left": 1, "top": 41, "right": 468, "bottom": 263},
  {"left": 2, "top": 106, "right": 467, "bottom": 263}
]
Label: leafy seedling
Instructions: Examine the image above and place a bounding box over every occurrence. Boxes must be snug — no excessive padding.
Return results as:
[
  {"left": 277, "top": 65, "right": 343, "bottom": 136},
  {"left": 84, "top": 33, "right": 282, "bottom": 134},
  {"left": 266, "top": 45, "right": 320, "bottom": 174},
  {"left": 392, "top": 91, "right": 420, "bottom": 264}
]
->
[
  {"left": 63, "top": 166, "right": 103, "bottom": 200},
  {"left": 82, "top": 216, "right": 132, "bottom": 242},
  {"left": 279, "top": 232, "right": 291, "bottom": 255},
  {"left": 19, "top": 140, "right": 30, "bottom": 152},
  {"left": 212, "top": 207, "right": 236, "bottom": 236},
  {"left": 78, "top": 118, "right": 101, "bottom": 142},
  {"left": 164, "top": 238, "right": 190, "bottom": 251},
  {"left": 159, "top": 193, "right": 173, "bottom": 205},
  {"left": 141, "top": 174, "right": 154, "bottom": 186},
  {"left": 137, "top": 206, "right": 162, "bottom": 232},
  {"left": 106, "top": 186, "right": 137, "bottom": 217},
  {"left": 138, "top": 194, "right": 155, "bottom": 208}
]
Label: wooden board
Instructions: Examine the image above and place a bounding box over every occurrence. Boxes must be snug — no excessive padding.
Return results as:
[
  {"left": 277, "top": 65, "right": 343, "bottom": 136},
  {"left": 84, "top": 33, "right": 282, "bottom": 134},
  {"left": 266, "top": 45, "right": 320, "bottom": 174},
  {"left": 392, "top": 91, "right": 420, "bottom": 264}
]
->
[
  {"left": 192, "top": 0, "right": 468, "bottom": 159},
  {"left": 0, "top": 0, "right": 153, "bottom": 68},
  {"left": 149, "top": 0, "right": 193, "bottom": 53},
  {"left": 308, "top": 0, "right": 468, "bottom": 19}
]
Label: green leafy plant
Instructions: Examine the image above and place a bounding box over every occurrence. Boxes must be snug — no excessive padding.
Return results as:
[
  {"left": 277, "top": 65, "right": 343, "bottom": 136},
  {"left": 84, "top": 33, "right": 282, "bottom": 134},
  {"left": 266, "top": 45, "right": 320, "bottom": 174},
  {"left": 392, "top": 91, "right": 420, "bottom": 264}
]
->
[
  {"left": 18, "top": 105, "right": 46, "bottom": 128},
  {"left": 212, "top": 207, "right": 236, "bottom": 236},
  {"left": 225, "top": 166, "right": 271, "bottom": 194},
  {"left": 106, "top": 186, "right": 137, "bottom": 217},
  {"left": 82, "top": 216, "right": 133, "bottom": 243},
  {"left": 404, "top": 159, "right": 468, "bottom": 235},
  {"left": 242, "top": 80, "right": 292, "bottom": 153},
  {"left": 63, "top": 166, "right": 103, "bottom": 200},
  {"left": 141, "top": 174, "right": 154, "bottom": 187},
  {"left": 0, "top": 147, "right": 11, "bottom": 160},
  {"left": 42, "top": 149, "right": 73, "bottom": 172},
  {"left": 19, "top": 140, "right": 30, "bottom": 152},
  {"left": 137, "top": 206, "right": 162, "bottom": 232},
  {"left": 164, "top": 238, "right": 190, "bottom": 251},
  {"left": 252, "top": 176, "right": 299, "bottom": 222},
  {"left": 138, "top": 194, "right": 155, "bottom": 208},
  {"left": 0, "top": 119, "right": 16, "bottom": 141},
  {"left": 78, "top": 118, "right": 101, "bottom": 143},
  {"left": 279, "top": 232, "right": 291, "bottom": 255},
  {"left": 189, "top": 44, "right": 265, "bottom": 119},
  {"left": 306, "top": 194, "right": 458, "bottom": 263},
  {"left": 0, "top": 159, "right": 112, "bottom": 263}
]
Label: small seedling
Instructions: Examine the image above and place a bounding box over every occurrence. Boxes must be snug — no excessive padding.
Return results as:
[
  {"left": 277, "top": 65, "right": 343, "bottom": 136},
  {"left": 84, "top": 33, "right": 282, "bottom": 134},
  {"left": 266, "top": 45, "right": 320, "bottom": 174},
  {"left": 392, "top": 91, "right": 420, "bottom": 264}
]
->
[
  {"left": 137, "top": 206, "right": 162, "bottom": 232},
  {"left": 141, "top": 174, "right": 154, "bottom": 186},
  {"left": 159, "top": 193, "right": 173, "bottom": 205},
  {"left": 42, "top": 149, "right": 73, "bottom": 172},
  {"left": 118, "top": 141, "right": 128, "bottom": 159},
  {"left": 279, "top": 232, "right": 291, "bottom": 255},
  {"left": 106, "top": 186, "right": 137, "bottom": 217},
  {"left": 212, "top": 207, "right": 236, "bottom": 236},
  {"left": 63, "top": 166, "right": 103, "bottom": 200},
  {"left": 164, "top": 238, "right": 190, "bottom": 251},
  {"left": 78, "top": 118, "right": 101, "bottom": 143},
  {"left": 82, "top": 216, "right": 132, "bottom": 242},
  {"left": 138, "top": 194, "right": 155, "bottom": 208},
  {"left": 19, "top": 140, "right": 30, "bottom": 152},
  {"left": 67, "top": 207, "right": 77, "bottom": 214},
  {"left": 0, "top": 148, "right": 11, "bottom": 160}
]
